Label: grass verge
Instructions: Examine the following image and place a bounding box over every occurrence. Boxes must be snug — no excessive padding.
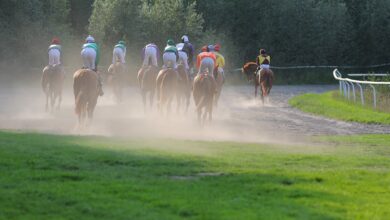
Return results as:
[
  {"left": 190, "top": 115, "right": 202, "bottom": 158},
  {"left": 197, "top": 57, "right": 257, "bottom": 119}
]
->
[
  {"left": 1, "top": 130, "right": 390, "bottom": 219},
  {"left": 289, "top": 91, "right": 390, "bottom": 124}
]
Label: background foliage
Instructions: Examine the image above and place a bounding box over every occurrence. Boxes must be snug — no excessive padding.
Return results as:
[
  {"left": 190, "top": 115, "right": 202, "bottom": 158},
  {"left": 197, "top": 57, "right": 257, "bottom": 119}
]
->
[{"left": 0, "top": 0, "right": 389, "bottom": 82}]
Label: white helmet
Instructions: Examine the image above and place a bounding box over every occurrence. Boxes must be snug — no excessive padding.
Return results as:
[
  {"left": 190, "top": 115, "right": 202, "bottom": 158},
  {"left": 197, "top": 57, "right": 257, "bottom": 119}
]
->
[
  {"left": 181, "top": 35, "right": 189, "bottom": 43},
  {"left": 85, "top": 35, "right": 95, "bottom": 43}
]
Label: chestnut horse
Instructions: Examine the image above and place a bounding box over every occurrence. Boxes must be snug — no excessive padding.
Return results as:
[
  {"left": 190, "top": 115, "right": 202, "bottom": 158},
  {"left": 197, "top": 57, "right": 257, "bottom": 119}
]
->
[
  {"left": 107, "top": 62, "right": 126, "bottom": 102},
  {"left": 156, "top": 68, "right": 178, "bottom": 116},
  {"left": 242, "top": 62, "right": 260, "bottom": 97},
  {"left": 258, "top": 68, "right": 274, "bottom": 104},
  {"left": 242, "top": 62, "right": 274, "bottom": 103},
  {"left": 73, "top": 69, "right": 99, "bottom": 127},
  {"left": 137, "top": 65, "right": 158, "bottom": 112},
  {"left": 176, "top": 64, "right": 191, "bottom": 113},
  {"left": 193, "top": 73, "right": 215, "bottom": 125},
  {"left": 41, "top": 65, "right": 64, "bottom": 112}
]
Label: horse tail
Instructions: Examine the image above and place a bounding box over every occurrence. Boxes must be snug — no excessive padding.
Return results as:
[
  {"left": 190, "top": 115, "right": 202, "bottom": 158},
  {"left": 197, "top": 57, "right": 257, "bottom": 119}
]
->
[
  {"left": 196, "top": 95, "right": 206, "bottom": 111},
  {"left": 196, "top": 77, "right": 213, "bottom": 110}
]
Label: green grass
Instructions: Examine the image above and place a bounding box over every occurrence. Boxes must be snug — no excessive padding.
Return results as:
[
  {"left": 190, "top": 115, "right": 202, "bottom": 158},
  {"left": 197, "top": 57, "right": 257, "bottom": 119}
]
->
[
  {"left": 289, "top": 91, "right": 390, "bottom": 124},
  {"left": 1, "top": 131, "right": 390, "bottom": 219}
]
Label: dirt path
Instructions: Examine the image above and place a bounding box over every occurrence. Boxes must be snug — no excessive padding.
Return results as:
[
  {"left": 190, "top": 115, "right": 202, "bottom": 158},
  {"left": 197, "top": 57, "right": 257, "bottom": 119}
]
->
[{"left": 0, "top": 84, "right": 388, "bottom": 144}]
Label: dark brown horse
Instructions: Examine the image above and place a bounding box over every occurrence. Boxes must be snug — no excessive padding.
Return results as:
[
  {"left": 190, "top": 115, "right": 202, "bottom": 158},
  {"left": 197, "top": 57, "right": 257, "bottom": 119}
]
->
[
  {"left": 156, "top": 68, "right": 178, "bottom": 116},
  {"left": 258, "top": 68, "right": 274, "bottom": 104},
  {"left": 176, "top": 64, "right": 191, "bottom": 113},
  {"left": 107, "top": 62, "right": 126, "bottom": 102},
  {"left": 73, "top": 69, "right": 99, "bottom": 127},
  {"left": 41, "top": 65, "right": 64, "bottom": 112},
  {"left": 137, "top": 65, "right": 158, "bottom": 112},
  {"left": 193, "top": 73, "right": 215, "bottom": 125}
]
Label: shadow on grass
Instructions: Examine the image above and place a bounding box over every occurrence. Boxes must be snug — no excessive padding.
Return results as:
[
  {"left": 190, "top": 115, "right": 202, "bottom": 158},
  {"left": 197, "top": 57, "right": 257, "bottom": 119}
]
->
[{"left": 0, "top": 131, "right": 342, "bottom": 219}]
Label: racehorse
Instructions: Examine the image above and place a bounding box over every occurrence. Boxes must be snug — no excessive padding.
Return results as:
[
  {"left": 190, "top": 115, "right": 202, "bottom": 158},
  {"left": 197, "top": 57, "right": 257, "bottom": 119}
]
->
[
  {"left": 73, "top": 69, "right": 99, "bottom": 127},
  {"left": 213, "top": 68, "right": 224, "bottom": 107},
  {"left": 156, "top": 68, "right": 178, "bottom": 116},
  {"left": 41, "top": 65, "right": 64, "bottom": 112},
  {"left": 137, "top": 65, "right": 158, "bottom": 112},
  {"left": 258, "top": 68, "right": 274, "bottom": 104},
  {"left": 193, "top": 73, "right": 215, "bottom": 126},
  {"left": 242, "top": 62, "right": 274, "bottom": 104},
  {"left": 176, "top": 63, "right": 191, "bottom": 113},
  {"left": 242, "top": 62, "right": 259, "bottom": 97},
  {"left": 107, "top": 62, "right": 126, "bottom": 102}
]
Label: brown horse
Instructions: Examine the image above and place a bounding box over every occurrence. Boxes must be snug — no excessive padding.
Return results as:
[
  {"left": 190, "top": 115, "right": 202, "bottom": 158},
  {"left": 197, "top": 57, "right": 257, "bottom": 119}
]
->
[
  {"left": 137, "top": 65, "right": 158, "bottom": 112},
  {"left": 176, "top": 64, "right": 191, "bottom": 113},
  {"left": 41, "top": 65, "right": 64, "bottom": 112},
  {"left": 156, "top": 68, "right": 178, "bottom": 116},
  {"left": 213, "top": 68, "right": 224, "bottom": 107},
  {"left": 258, "top": 68, "right": 274, "bottom": 104},
  {"left": 107, "top": 62, "right": 126, "bottom": 102},
  {"left": 193, "top": 73, "right": 215, "bottom": 125},
  {"left": 242, "top": 62, "right": 260, "bottom": 97},
  {"left": 73, "top": 69, "right": 99, "bottom": 127}
]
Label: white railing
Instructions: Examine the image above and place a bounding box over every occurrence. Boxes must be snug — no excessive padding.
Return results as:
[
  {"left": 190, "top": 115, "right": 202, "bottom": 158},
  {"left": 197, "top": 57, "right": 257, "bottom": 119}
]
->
[{"left": 333, "top": 69, "right": 390, "bottom": 108}]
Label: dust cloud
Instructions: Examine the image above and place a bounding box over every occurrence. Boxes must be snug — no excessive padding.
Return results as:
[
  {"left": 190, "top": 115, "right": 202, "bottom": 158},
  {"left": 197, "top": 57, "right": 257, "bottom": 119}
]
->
[{"left": 1, "top": 69, "right": 386, "bottom": 145}]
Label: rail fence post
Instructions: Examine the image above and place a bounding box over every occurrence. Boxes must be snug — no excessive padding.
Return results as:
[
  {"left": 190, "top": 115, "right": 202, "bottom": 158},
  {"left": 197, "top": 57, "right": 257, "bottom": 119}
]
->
[
  {"left": 350, "top": 82, "right": 356, "bottom": 102},
  {"left": 339, "top": 81, "right": 342, "bottom": 95},
  {"left": 356, "top": 83, "right": 364, "bottom": 105},
  {"left": 369, "top": 84, "right": 377, "bottom": 108}
]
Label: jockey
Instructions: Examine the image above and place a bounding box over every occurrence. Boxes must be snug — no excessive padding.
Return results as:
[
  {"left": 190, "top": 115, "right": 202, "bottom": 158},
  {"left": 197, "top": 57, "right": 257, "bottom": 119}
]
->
[
  {"left": 112, "top": 40, "right": 126, "bottom": 64},
  {"left": 176, "top": 42, "right": 190, "bottom": 71},
  {"left": 142, "top": 43, "right": 160, "bottom": 67},
  {"left": 48, "top": 37, "right": 61, "bottom": 67},
  {"left": 214, "top": 43, "right": 225, "bottom": 78},
  {"left": 163, "top": 39, "right": 179, "bottom": 69},
  {"left": 81, "top": 35, "right": 103, "bottom": 96},
  {"left": 197, "top": 46, "right": 217, "bottom": 78},
  {"left": 180, "top": 35, "right": 195, "bottom": 69},
  {"left": 256, "top": 49, "right": 271, "bottom": 73}
]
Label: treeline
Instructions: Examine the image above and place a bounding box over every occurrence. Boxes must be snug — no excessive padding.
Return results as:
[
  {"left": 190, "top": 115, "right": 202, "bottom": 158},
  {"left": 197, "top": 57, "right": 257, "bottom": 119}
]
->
[{"left": 0, "top": 0, "right": 389, "bottom": 72}]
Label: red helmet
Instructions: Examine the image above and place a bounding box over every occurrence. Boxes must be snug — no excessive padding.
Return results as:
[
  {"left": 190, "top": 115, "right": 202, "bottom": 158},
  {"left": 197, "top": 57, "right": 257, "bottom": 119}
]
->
[
  {"left": 214, "top": 44, "right": 221, "bottom": 51},
  {"left": 201, "top": 46, "right": 208, "bottom": 52},
  {"left": 51, "top": 37, "right": 60, "bottom": 45}
]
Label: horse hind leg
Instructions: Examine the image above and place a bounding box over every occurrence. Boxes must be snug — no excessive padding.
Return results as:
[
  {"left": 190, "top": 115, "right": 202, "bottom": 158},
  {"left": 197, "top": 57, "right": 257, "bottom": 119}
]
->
[
  {"left": 185, "top": 94, "right": 190, "bottom": 114},
  {"left": 141, "top": 91, "right": 147, "bottom": 113},
  {"left": 197, "top": 108, "right": 202, "bottom": 126},
  {"left": 57, "top": 91, "right": 62, "bottom": 111},
  {"left": 176, "top": 95, "right": 181, "bottom": 115},
  {"left": 50, "top": 91, "right": 56, "bottom": 113},
  {"left": 45, "top": 93, "right": 49, "bottom": 112}
]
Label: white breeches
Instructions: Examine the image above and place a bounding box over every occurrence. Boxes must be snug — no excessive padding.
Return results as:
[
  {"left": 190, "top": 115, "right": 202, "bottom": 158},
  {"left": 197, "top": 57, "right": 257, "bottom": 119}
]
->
[
  {"left": 81, "top": 48, "right": 96, "bottom": 70},
  {"left": 260, "top": 64, "right": 270, "bottom": 69},
  {"left": 48, "top": 49, "right": 61, "bottom": 66},
  {"left": 143, "top": 46, "right": 158, "bottom": 67},
  {"left": 112, "top": 47, "right": 125, "bottom": 64},
  {"left": 178, "top": 51, "right": 189, "bottom": 70},
  {"left": 198, "top": 57, "right": 215, "bottom": 78},
  {"left": 163, "top": 52, "right": 177, "bottom": 69}
]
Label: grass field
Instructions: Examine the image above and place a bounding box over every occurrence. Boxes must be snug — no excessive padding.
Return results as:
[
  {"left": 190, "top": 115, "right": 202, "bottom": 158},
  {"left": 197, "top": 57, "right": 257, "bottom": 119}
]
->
[
  {"left": 1, "top": 131, "right": 390, "bottom": 219},
  {"left": 289, "top": 91, "right": 390, "bottom": 124}
]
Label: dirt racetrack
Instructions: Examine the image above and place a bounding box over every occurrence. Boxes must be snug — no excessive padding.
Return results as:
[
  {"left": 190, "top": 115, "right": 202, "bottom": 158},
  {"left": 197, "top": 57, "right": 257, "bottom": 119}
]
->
[{"left": 0, "top": 81, "right": 389, "bottom": 144}]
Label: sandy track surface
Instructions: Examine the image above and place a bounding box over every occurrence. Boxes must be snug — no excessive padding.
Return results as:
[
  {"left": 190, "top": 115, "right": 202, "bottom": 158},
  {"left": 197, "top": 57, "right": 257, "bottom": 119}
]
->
[{"left": 0, "top": 83, "right": 388, "bottom": 144}]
